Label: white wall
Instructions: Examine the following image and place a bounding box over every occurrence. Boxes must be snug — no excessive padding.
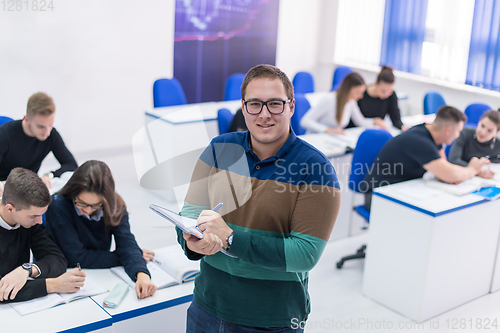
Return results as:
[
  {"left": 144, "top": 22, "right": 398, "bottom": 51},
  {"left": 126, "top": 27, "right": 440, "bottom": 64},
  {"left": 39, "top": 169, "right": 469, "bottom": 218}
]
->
[{"left": 0, "top": 0, "right": 175, "bottom": 153}]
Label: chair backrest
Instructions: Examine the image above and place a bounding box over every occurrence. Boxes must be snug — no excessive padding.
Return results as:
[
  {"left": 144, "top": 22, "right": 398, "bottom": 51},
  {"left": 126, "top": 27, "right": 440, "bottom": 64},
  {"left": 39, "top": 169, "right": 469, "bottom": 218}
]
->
[
  {"left": 153, "top": 78, "right": 187, "bottom": 107},
  {"left": 290, "top": 95, "right": 310, "bottom": 135},
  {"left": 464, "top": 103, "right": 491, "bottom": 127},
  {"left": 331, "top": 66, "right": 354, "bottom": 91},
  {"left": 423, "top": 91, "right": 446, "bottom": 115},
  {"left": 293, "top": 71, "right": 315, "bottom": 94},
  {"left": 349, "top": 129, "right": 393, "bottom": 193},
  {"left": 0, "top": 116, "right": 13, "bottom": 126},
  {"left": 217, "top": 108, "right": 234, "bottom": 135},
  {"left": 223, "top": 73, "right": 245, "bottom": 101}
]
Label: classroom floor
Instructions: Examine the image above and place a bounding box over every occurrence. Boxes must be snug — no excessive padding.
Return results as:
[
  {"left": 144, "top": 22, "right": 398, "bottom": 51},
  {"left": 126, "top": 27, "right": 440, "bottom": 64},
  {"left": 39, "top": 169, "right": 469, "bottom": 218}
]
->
[{"left": 41, "top": 149, "right": 500, "bottom": 333}]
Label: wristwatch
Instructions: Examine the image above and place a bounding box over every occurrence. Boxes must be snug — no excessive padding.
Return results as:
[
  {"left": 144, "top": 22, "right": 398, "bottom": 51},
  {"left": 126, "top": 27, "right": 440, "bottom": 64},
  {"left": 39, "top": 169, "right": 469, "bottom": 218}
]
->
[
  {"left": 22, "top": 263, "right": 32, "bottom": 277},
  {"left": 226, "top": 232, "right": 233, "bottom": 250}
]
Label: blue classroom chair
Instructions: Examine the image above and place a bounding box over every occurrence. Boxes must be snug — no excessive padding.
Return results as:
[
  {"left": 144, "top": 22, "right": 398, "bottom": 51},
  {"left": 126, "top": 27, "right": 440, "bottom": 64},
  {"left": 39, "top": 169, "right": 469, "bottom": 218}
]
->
[
  {"left": 331, "top": 66, "right": 353, "bottom": 91},
  {"left": 464, "top": 103, "right": 491, "bottom": 127},
  {"left": 290, "top": 96, "right": 310, "bottom": 136},
  {"left": 336, "top": 129, "right": 393, "bottom": 269},
  {"left": 223, "top": 73, "right": 245, "bottom": 101},
  {"left": 153, "top": 78, "right": 187, "bottom": 107},
  {"left": 217, "top": 108, "right": 234, "bottom": 135},
  {"left": 0, "top": 116, "right": 13, "bottom": 126},
  {"left": 423, "top": 91, "right": 446, "bottom": 115},
  {"left": 293, "top": 71, "right": 315, "bottom": 95}
]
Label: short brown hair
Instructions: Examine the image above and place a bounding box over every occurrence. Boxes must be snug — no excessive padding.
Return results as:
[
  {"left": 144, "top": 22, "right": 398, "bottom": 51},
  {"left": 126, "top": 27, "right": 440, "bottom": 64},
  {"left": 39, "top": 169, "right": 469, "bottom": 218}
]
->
[
  {"left": 481, "top": 109, "right": 500, "bottom": 130},
  {"left": 434, "top": 106, "right": 467, "bottom": 127},
  {"left": 241, "top": 64, "right": 294, "bottom": 101},
  {"left": 2, "top": 168, "right": 51, "bottom": 210},
  {"left": 27, "top": 92, "right": 55, "bottom": 117},
  {"left": 377, "top": 66, "right": 395, "bottom": 84},
  {"left": 58, "top": 160, "right": 126, "bottom": 227}
]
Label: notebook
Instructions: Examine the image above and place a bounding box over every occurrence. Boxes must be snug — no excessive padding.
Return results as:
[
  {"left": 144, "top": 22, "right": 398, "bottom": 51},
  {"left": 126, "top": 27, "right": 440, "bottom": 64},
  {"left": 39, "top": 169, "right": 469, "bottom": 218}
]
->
[
  {"left": 10, "top": 276, "right": 107, "bottom": 316},
  {"left": 111, "top": 245, "right": 200, "bottom": 289}
]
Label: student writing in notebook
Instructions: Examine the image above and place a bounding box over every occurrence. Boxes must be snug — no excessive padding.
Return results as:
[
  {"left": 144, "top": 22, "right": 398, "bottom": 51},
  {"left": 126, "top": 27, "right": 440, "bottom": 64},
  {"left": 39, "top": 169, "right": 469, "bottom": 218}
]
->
[
  {"left": 178, "top": 64, "right": 341, "bottom": 332},
  {"left": 357, "top": 66, "right": 409, "bottom": 131},
  {"left": 363, "top": 106, "right": 490, "bottom": 210},
  {"left": 45, "top": 160, "right": 157, "bottom": 299},
  {"left": 300, "top": 72, "right": 385, "bottom": 135},
  {"left": 449, "top": 109, "right": 500, "bottom": 178},
  {"left": 0, "top": 168, "right": 85, "bottom": 303}
]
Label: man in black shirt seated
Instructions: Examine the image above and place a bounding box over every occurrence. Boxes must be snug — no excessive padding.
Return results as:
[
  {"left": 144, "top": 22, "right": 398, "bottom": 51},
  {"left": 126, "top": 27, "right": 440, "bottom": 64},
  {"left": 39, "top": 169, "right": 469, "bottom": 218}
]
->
[
  {"left": 363, "top": 106, "right": 490, "bottom": 210},
  {"left": 0, "top": 92, "right": 78, "bottom": 195},
  {"left": 0, "top": 168, "right": 85, "bottom": 303}
]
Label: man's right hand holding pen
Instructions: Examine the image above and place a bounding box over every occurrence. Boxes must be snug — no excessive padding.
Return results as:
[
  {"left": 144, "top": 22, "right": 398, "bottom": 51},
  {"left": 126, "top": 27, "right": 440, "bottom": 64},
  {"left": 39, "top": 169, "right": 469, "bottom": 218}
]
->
[{"left": 46, "top": 267, "right": 86, "bottom": 294}]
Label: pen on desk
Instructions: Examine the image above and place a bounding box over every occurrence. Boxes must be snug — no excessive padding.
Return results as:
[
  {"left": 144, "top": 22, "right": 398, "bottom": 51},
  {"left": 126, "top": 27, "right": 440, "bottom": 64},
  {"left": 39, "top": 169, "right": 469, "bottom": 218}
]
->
[
  {"left": 212, "top": 202, "right": 223, "bottom": 212},
  {"left": 77, "top": 263, "right": 81, "bottom": 271}
]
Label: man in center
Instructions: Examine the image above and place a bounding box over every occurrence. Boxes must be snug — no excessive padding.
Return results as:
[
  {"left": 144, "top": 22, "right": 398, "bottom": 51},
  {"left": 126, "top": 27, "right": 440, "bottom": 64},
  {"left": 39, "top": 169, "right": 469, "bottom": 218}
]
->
[{"left": 176, "top": 64, "right": 341, "bottom": 332}]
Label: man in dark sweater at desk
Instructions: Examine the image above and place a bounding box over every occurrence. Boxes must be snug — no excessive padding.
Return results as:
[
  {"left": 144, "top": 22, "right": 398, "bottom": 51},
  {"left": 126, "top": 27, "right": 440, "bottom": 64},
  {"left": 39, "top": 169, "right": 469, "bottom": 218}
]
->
[
  {"left": 363, "top": 106, "right": 489, "bottom": 210},
  {"left": 0, "top": 92, "right": 77, "bottom": 195},
  {"left": 0, "top": 168, "right": 85, "bottom": 303}
]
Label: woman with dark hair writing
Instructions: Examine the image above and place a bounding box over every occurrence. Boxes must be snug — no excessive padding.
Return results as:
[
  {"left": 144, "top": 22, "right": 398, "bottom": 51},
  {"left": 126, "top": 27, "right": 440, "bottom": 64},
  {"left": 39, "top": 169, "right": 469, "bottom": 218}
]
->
[
  {"left": 357, "top": 66, "right": 409, "bottom": 131},
  {"left": 45, "top": 160, "right": 157, "bottom": 299}
]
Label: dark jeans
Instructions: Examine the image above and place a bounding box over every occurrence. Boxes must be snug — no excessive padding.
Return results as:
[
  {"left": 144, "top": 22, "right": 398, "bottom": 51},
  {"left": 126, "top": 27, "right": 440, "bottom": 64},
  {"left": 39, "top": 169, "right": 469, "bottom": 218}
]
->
[
  {"left": 186, "top": 300, "right": 304, "bottom": 333},
  {"left": 364, "top": 190, "right": 373, "bottom": 212}
]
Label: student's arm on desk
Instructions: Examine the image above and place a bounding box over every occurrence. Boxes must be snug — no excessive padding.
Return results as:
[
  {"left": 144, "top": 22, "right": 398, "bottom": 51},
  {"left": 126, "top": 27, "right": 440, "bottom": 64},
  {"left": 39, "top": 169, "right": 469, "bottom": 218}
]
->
[
  {"left": 299, "top": 95, "right": 331, "bottom": 134},
  {"left": 424, "top": 157, "right": 489, "bottom": 184},
  {"left": 50, "top": 128, "right": 78, "bottom": 178}
]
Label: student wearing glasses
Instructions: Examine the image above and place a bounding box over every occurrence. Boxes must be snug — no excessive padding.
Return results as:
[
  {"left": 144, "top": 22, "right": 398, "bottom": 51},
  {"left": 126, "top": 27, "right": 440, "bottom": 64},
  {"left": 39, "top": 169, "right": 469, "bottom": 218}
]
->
[
  {"left": 300, "top": 72, "right": 385, "bottom": 135},
  {"left": 449, "top": 109, "right": 500, "bottom": 178},
  {"left": 179, "top": 65, "right": 340, "bottom": 332},
  {"left": 45, "top": 160, "right": 157, "bottom": 299}
]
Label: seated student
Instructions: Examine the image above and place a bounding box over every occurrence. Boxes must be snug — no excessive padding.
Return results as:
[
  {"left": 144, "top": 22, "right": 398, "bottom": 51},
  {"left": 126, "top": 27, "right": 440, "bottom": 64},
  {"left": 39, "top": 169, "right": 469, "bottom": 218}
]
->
[
  {"left": 45, "top": 160, "right": 157, "bottom": 299},
  {"left": 300, "top": 72, "right": 385, "bottom": 135},
  {"left": 0, "top": 92, "right": 78, "bottom": 196},
  {"left": 357, "top": 66, "right": 409, "bottom": 131},
  {"left": 228, "top": 108, "right": 248, "bottom": 132},
  {"left": 363, "top": 106, "right": 489, "bottom": 210},
  {"left": 0, "top": 167, "right": 85, "bottom": 303},
  {"left": 449, "top": 109, "right": 500, "bottom": 179}
]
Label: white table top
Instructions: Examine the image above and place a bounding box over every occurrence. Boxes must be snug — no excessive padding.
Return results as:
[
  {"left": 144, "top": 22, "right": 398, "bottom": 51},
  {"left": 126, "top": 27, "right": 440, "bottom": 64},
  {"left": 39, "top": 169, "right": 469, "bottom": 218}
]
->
[
  {"left": 0, "top": 297, "right": 112, "bottom": 333},
  {"left": 373, "top": 179, "right": 488, "bottom": 217},
  {"left": 86, "top": 269, "right": 193, "bottom": 323}
]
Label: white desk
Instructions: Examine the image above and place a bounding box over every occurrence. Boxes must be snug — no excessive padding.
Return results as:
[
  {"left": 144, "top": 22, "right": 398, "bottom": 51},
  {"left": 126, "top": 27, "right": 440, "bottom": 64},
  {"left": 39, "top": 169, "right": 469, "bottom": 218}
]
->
[
  {"left": 363, "top": 179, "right": 500, "bottom": 322},
  {"left": 492, "top": 234, "right": 500, "bottom": 293},
  {"left": 87, "top": 270, "right": 193, "bottom": 333},
  {"left": 0, "top": 297, "right": 112, "bottom": 333}
]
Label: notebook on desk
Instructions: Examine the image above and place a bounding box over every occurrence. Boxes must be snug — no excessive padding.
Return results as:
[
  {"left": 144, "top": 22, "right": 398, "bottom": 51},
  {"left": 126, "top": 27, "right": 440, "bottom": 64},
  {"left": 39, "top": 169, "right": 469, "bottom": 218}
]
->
[{"left": 426, "top": 177, "right": 498, "bottom": 196}]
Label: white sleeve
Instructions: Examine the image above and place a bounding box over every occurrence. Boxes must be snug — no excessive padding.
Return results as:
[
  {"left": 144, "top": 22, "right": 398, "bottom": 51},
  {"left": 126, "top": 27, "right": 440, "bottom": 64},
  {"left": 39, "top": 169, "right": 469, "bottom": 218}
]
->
[
  {"left": 300, "top": 94, "right": 335, "bottom": 133},
  {"left": 348, "top": 100, "right": 374, "bottom": 128}
]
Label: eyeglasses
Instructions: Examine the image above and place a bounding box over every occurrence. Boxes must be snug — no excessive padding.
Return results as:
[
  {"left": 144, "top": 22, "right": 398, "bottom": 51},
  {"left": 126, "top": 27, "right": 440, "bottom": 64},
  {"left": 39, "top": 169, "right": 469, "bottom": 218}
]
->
[
  {"left": 74, "top": 197, "right": 103, "bottom": 210},
  {"left": 243, "top": 99, "right": 291, "bottom": 115}
]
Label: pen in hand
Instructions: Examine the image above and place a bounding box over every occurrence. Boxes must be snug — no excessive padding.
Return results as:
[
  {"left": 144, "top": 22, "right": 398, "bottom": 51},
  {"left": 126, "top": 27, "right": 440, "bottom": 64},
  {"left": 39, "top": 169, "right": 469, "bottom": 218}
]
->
[
  {"left": 212, "top": 202, "right": 223, "bottom": 212},
  {"left": 77, "top": 263, "right": 81, "bottom": 271}
]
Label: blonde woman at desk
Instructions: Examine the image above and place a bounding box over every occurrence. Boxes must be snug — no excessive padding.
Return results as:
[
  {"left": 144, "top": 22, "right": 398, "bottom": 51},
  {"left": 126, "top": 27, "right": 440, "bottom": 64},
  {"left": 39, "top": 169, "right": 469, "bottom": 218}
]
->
[
  {"left": 449, "top": 109, "right": 500, "bottom": 178},
  {"left": 45, "top": 160, "right": 157, "bottom": 299},
  {"left": 300, "top": 72, "right": 385, "bottom": 135}
]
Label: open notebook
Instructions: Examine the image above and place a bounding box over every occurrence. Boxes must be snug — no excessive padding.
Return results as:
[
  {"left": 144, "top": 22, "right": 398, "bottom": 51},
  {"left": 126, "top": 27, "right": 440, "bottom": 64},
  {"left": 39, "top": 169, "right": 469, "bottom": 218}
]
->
[
  {"left": 10, "top": 276, "right": 107, "bottom": 316},
  {"left": 426, "top": 177, "right": 499, "bottom": 196},
  {"left": 111, "top": 245, "right": 200, "bottom": 290}
]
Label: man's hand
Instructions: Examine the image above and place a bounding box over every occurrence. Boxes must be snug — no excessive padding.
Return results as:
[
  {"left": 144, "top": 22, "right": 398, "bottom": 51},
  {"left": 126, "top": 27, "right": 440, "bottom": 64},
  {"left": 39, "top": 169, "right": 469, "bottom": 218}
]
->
[
  {"left": 0, "top": 266, "right": 30, "bottom": 301},
  {"left": 468, "top": 157, "right": 490, "bottom": 173},
  {"left": 142, "top": 249, "right": 155, "bottom": 262},
  {"left": 40, "top": 174, "right": 52, "bottom": 190},
  {"left": 46, "top": 269, "right": 86, "bottom": 294},
  {"left": 478, "top": 169, "right": 496, "bottom": 179},
  {"left": 401, "top": 124, "right": 410, "bottom": 132},
  {"left": 183, "top": 232, "right": 223, "bottom": 255},
  {"left": 197, "top": 210, "right": 233, "bottom": 248},
  {"left": 135, "top": 272, "right": 157, "bottom": 299}
]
